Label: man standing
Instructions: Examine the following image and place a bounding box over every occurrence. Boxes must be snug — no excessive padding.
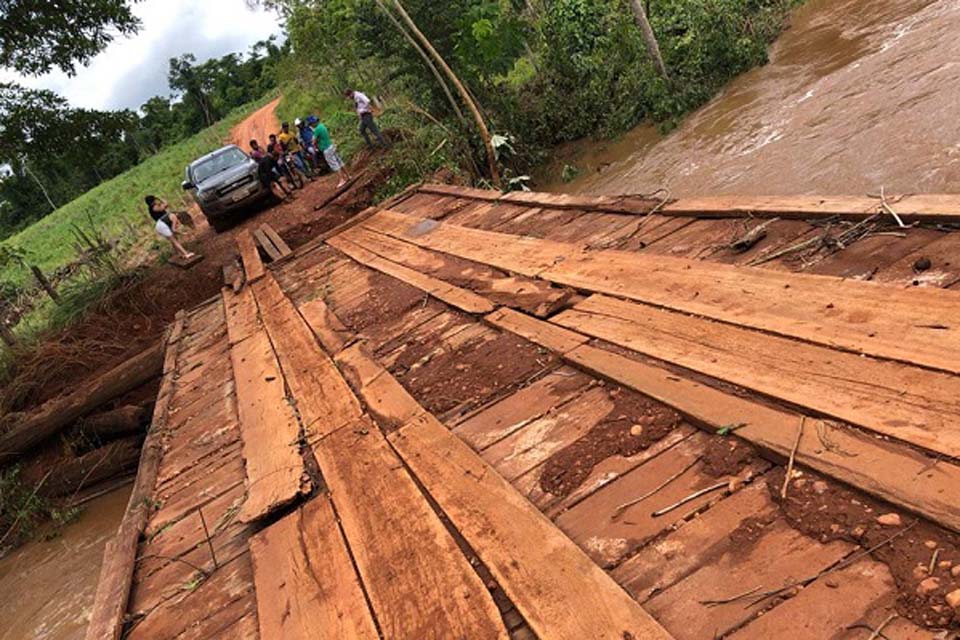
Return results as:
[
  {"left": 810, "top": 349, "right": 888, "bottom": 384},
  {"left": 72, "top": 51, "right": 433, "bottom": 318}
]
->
[
  {"left": 346, "top": 89, "right": 387, "bottom": 150},
  {"left": 310, "top": 115, "right": 351, "bottom": 188},
  {"left": 278, "top": 121, "right": 313, "bottom": 177}
]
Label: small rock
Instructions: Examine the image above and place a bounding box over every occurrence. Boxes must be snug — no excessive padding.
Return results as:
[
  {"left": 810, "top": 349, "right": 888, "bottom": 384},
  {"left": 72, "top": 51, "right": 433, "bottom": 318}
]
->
[
  {"left": 925, "top": 540, "right": 939, "bottom": 550},
  {"left": 877, "top": 513, "right": 902, "bottom": 527},
  {"left": 914, "top": 257, "right": 933, "bottom": 272},
  {"left": 825, "top": 578, "right": 839, "bottom": 589},
  {"left": 946, "top": 588, "right": 960, "bottom": 610},
  {"left": 630, "top": 424, "right": 644, "bottom": 437},
  {"left": 951, "top": 564, "right": 960, "bottom": 578},
  {"left": 914, "top": 565, "right": 930, "bottom": 580},
  {"left": 938, "top": 560, "right": 952, "bottom": 570},
  {"left": 812, "top": 480, "right": 829, "bottom": 495},
  {"left": 852, "top": 526, "right": 866, "bottom": 539},
  {"left": 830, "top": 523, "right": 842, "bottom": 534},
  {"left": 727, "top": 477, "right": 743, "bottom": 492},
  {"left": 917, "top": 577, "right": 941, "bottom": 596}
]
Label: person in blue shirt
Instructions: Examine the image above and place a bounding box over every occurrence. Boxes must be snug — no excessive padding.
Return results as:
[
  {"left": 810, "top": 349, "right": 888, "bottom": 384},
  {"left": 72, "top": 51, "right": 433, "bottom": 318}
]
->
[{"left": 296, "top": 117, "right": 319, "bottom": 171}]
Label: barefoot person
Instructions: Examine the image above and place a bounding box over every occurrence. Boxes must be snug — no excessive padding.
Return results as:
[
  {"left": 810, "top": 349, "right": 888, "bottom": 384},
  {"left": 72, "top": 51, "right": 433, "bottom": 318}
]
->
[
  {"left": 309, "top": 115, "right": 351, "bottom": 188},
  {"left": 145, "top": 195, "right": 195, "bottom": 260},
  {"left": 345, "top": 89, "right": 387, "bottom": 149}
]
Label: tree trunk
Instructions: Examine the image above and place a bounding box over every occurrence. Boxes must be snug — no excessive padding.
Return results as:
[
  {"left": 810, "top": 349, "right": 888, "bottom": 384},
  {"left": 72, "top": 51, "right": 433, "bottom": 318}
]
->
[
  {"left": 374, "top": 0, "right": 469, "bottom": 132},
  {"left": 629, "top": 0, "right": 669, "bottom": 80},
  {"left": 30, "top": 265, "right": 60, "bottom": 304},
  {"left": 22, "top": 161, "right": 58, "bottom": 212},
  {"left": 390, "top": 0, "right": 503, "bottom": 189},
  {"left": 38, "top": 436, "right": 143, "bottom": 498},
  {"left": 74, "top": 404, "right": 151, "bottom": 446},
  {"left": 0, "top": 341, "right": 164, "bottom": 459}
]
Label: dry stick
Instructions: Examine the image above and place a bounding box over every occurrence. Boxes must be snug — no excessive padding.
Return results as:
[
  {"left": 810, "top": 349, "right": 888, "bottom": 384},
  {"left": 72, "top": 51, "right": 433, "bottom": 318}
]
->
[
  {"left": 928, "top": 548, "right": 941, "bottom": 575},
  {"left": 700, "top": 586, "right": 761, "bottom": 607},
  {"left": 780, "top": 415, "right": 806, "bottom": 500},
  {"left": 651, "top": 481, "right": 729, "bottom": 518},
  {"left": 868, "top": 613, "right": 898, "bottom": 640},
  {"left": 198, "top": 507, "right": 219, "bottom": 570},
  {"left": 880, "top": 186, "right": 907, "bottom": 228},
  {"left": 612, "top": 456, "right": 700, "bottom": 520}
]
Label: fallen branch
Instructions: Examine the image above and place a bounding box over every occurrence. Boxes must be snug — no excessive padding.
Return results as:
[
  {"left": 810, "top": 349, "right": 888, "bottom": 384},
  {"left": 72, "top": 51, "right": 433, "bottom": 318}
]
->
[
  {"left": 879, "top": 186, "right": 907, "bottom": 228},
  {"left": 612, "top": 457, "right": 699, "bottom": 520},
  {"left": 780, "top": 416, "right": 806, "bottom": 500},
  {"left": 651, "top": 481, "right": 728, "bottom": 518},
  {"left": 729, "top": 218, "right": 779, "bottom": 253},
  {"left": 700, "top": 585, "right": 760, "bottom": 607},
  {"left": 868, "top": 613, "right": 898, "bottom": 640}
]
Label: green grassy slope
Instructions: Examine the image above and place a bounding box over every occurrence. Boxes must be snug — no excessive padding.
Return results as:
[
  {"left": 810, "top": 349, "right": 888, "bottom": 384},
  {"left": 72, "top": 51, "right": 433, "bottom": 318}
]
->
[{"left": 0, "top": 97, "right": 273, "bottom": 289}]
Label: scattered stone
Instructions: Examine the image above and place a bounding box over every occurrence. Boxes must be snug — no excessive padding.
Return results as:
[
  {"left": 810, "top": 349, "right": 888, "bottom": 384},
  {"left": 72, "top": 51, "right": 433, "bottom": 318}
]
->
[
  {"left": 914, "top": 257, "right": 932, "bottom": 272},
  {"left": 812, "top": 480, "right": 829, "bottom": 495},
  {"left": 727, "top": 477, "right": 743, "bottom": 492},
  {"left": 914, "top": 565, "right": 930, "bottom": 580},
  {"left": 877, "top": 513, "right": 902, "bottom": 527},
  {"left": 825, "top": 578, "right": 839, "bottom": 589},
  {"left": 917, "top": 577, "right": 941, "bottom": 596},
  {"left": 851, "top": 526, "right": 866, "bottom": 539},
  {"left": 925, "top": 540, "right": 939, "bottom": 550},
  {"left": 951, "top": 565, "right": 960, "bottom": 578},
  {"left": 630, "top": 424, "right": 644, "bottom": 437},
  {"left": 938, "top": 560, "right": 952, "bottom": 570},
  {"left": 946, "top": 589, "right": 960, "bottom": 610}
]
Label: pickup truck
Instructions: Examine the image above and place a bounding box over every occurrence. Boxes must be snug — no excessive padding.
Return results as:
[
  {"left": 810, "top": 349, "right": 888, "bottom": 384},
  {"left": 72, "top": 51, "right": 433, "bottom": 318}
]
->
[{"left": 182, "top": 144, "right": 273, "bottom": 232}]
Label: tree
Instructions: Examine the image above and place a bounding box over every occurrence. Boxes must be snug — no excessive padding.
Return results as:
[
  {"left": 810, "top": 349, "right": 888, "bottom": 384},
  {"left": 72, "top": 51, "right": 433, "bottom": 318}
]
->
[
  {"left": 390, "top": 0, "right": 502, "bottom": 188},
  {"left": 0, "top": 0, "right": 141, "bottom": 76},
  {"left": 628, "top": 0, "right": 668, "bottom": 79}
]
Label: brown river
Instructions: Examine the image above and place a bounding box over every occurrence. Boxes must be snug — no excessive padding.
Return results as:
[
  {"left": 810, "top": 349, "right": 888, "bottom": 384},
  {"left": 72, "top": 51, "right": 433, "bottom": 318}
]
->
[
  {"left": 542, "top": 0, "right": 960, "bottom": 197},
  {"left": 2, "top": 1, "right": 959, "bottom": 638}
]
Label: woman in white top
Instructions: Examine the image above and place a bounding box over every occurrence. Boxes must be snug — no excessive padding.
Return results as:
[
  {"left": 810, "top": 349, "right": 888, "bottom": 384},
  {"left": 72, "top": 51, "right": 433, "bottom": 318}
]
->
[{"left": 145, "top": 195, "right": 194, "bottom": 260}]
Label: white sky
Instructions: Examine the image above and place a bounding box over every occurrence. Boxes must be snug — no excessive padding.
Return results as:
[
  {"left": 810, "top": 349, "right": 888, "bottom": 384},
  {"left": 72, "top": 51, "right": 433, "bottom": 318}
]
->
[{"left": 0, "top": 0, "right": 284, "bottom": 111}]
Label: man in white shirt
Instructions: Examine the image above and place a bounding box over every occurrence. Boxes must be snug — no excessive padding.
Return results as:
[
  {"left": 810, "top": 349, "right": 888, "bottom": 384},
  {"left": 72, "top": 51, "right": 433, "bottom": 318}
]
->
[{"left": 346, "top": 89, "right": 387, "bottom": 149}]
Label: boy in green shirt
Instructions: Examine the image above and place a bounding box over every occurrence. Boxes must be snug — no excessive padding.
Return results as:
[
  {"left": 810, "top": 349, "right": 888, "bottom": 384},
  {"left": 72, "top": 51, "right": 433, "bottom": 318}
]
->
[{"left": 308, "top": 115, "right": 351, "bottom": 188}]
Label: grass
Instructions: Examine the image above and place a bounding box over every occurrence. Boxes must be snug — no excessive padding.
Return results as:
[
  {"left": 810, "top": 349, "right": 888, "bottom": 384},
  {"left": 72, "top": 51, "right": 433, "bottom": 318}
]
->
[{"left": 0, "top": 95, "right": 275, "bottom": 291}]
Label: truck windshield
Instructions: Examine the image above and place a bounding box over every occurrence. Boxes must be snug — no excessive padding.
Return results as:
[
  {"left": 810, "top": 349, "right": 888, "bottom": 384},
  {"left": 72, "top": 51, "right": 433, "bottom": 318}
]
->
[{"left": 192, "top": 148, "right": 249, "bottom": 183}]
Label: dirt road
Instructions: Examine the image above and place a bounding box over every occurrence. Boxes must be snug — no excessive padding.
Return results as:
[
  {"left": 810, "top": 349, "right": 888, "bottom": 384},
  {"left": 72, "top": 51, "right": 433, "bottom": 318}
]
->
[{"left": 230, "top": 96, "right": 282, "bottom": 148}]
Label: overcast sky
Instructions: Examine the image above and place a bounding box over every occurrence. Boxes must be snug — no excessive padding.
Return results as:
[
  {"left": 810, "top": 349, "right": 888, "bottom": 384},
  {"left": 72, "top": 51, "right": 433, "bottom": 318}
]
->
[{"left": 0, "top": 0, "right": 284, "bottom": 112}]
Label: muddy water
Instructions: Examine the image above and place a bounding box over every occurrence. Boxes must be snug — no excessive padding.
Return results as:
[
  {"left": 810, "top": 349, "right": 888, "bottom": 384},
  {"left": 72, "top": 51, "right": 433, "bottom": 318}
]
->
[
  {"left": 543, "top": 0, "right": 960, "bottom": 197},
  {"left": 0, "top": 486, "right": 130, "bottom": 640}
]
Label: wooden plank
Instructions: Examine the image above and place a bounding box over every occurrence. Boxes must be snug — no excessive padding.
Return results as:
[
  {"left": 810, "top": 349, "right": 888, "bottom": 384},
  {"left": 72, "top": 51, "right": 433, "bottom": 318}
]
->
[
  {"left": 249, "top": 496, "right": 379, "bottom": 640},
  {"left": 327, "top": 233, "right": 496, "bottom": 315},
  {"left": 392, "top": 413, "right": 675, "bottom": 640},
  {"left": 236, "top": 230, "right": 265, "bottom": 282},
  {"left": 873, "top": 231, "right": 960, "bottom": 288},
  {"left": 222, "top": 287, "right": 259, "bottom": 346},
  {"left": 85, "top": 315, "right": 186, "bottom": 640},
  {"left": 452, "top": 368, "right": 593, "bottom": 451},
  {"left": 483, "top": 310, "right": 960, "bottom": 533},
  {"left": 419, "top": 182, "right": 501, "bottom": 201},
  {"left": 314, "top": 418, "right": 508, "bottom": 639},
  {"left": 340, "top": 225, "right": 570, "bottom": 316},
  {"left": 335, "top": 343, "right": 425, "bottom": 429},
  {"left": 259, "top": 223, "right": 292, "bottom": 257},
  {"left": 368, "top": 210, "right": 960, "bottom": 374},
  {"left": 253, "top": 227, "right": 283, "bottom": 262},
  {"left": 227, "top": 303, "right": 303, "bottom": 522},
  {"left": 297, "top": 296, "right": 352, "bottom": 354},
  {"left": 251, "top": 275, "right": 362, "bottom": 441},
  {"left": 485, "top": 307, "right": 587, "bottom": 354},
  {"left": 555, "top": 295, "right": 960, "bottom": 458}
]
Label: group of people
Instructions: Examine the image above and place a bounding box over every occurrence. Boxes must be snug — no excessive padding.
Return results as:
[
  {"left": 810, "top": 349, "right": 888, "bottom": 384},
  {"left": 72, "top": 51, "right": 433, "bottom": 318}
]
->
[{"left": 145, "top": 89, "right": 387, "bottom": 260}]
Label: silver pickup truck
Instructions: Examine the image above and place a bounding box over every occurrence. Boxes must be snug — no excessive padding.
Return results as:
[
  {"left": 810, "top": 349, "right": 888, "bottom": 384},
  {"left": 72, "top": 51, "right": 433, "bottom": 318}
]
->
[{"left": 182, "top": 144, "right": 272, "bottom": 232}]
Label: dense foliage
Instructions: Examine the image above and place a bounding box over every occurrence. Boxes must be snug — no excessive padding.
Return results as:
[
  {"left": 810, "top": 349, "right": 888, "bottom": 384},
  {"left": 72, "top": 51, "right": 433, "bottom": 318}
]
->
[{"left": 276, "top": 0, "right": 799, "bottom": 177}]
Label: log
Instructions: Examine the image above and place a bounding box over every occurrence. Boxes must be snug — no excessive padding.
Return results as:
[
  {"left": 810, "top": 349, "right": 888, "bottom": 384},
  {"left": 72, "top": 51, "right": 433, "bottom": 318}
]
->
[
  {"left": 40, "top": 436, "right": 142, "bottom": 498},
  {"left": 0, "top": 342, "right": 164, "bottom": 460},
  {"left": 75, "top": 404, "right": 151, "bottom": 445}
]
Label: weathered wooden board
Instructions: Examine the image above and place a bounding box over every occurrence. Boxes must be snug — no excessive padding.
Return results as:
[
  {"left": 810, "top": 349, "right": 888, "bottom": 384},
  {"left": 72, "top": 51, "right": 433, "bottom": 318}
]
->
[
  {"left": 251, "top": 275, "right": 361, "bottom": 441},
  {"left": 259, "top": 223, "right": 292, "bottom": 257},
  {"left": 249, "top": 496, "right": 379, "bottom": 640},
  {"left": 482, "top": 309, "right": 960, "bottom": 533},
  {"left": 223, "top": 287, "right": 259, "bottom": 345},
  {"left": 296, "top": 296, "right": 352, "bottom": 354},
  {"left": 367, "top": 209, "right": 960, "bottom": 374},
  {"left": 227, "top": 313, "right": 303, "bottom": 522},
  {"left": 253, "top": 228, "right": 283, "bottom": 262},
  {"left": 236, "top": 230, "right": 265, "bottom": 282},
  {"left": 555, "top": 294, "right": 960, "bottom": 457},
  {"left": 313, "top": 417, "right": 508, "bottom": 639},
  {"left": 391, "top": 413, "right": 675, "bottom": 640},
  {"left": 327, "top": 233, "right": 496, "bottom": 314}
]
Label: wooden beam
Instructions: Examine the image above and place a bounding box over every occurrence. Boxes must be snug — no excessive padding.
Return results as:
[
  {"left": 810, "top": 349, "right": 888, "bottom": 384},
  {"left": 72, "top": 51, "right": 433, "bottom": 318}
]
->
[
  {"left": 482, "top": 308, "right": 960, "bottom": 534},
  {"left": 555, "top": 294, "right": 960, "bottom": 458},
  {"left": 253, "top": 228, "right": 283, "bottom": 262},
  {"left": 85, "top": 312, "right": 186, "bottom": 640},
  {"left": 259, "top": 223, "right": 292, "bottom": 257},
  {"left": 236, "top": 230, "right": 265, "bottom": 282},
  {"left": 224, "top": 288, "right": 304, "bottom": 522},
  {"left": 249, "top": 496, "right": 379, "bottom": 640}
]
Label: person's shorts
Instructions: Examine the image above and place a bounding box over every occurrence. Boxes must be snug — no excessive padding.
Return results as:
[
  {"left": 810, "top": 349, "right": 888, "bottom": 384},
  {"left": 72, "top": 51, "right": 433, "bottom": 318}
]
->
[
  {"left": 323, "top": 145, "right": 344, "bottom": 172},
  {"left": 155, "top": 218, "right": 174, "bottom": 238}
]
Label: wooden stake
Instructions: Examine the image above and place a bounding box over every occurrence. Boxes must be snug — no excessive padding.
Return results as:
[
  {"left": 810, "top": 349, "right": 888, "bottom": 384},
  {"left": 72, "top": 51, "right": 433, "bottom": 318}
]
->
[{"left": 780, "top": 416, "right": 806, "bottom": 500}]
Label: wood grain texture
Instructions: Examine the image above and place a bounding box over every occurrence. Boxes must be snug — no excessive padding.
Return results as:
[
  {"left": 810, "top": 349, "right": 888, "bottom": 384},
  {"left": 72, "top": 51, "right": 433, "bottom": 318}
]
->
[
  {"left": 249, "top": 496, "right": 379, "bottom": 640},
  {"left": 236, "top": 230, "right": 265, "bottom": 282},
  {"left": 254, "top": 227, "right": 283, "bottom": 261},
  {"left": 555, "top": 294, "right": 960, "bottom": 457},
  {"left": 259, "top": 223, "right": 292, "bottom": 257},
  {"left": 314, "top": 417, "right": 508, "bottom": 640}
]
